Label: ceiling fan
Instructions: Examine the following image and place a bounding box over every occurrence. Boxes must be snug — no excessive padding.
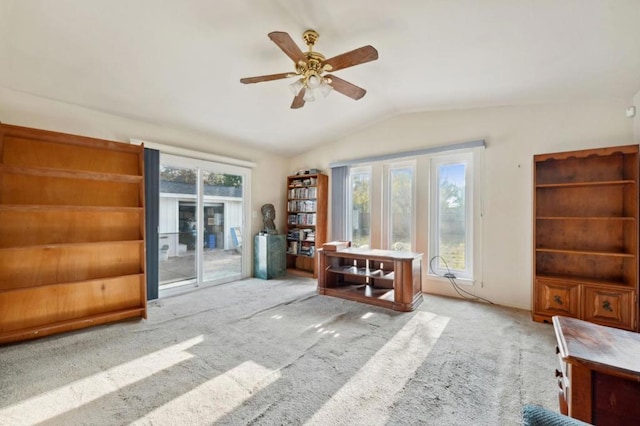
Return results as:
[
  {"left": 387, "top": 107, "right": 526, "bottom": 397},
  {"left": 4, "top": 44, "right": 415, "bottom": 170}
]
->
[{"left": 240, "top": 30, "right": 378, "bottom": 109}]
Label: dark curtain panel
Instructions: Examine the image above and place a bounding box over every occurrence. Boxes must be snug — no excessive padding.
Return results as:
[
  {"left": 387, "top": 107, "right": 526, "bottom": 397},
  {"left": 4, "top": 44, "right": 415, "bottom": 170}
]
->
[
  {"left": 330, "top": 166, "right": 349, "bottom": 241},
  {"left": 144, "top": 148, "right": 160, "bottom": 300}
]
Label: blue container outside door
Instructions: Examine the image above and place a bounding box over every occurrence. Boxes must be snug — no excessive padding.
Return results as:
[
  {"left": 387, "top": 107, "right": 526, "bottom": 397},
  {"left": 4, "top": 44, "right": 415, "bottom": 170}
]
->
[{"left": 208, "top": 234, "right": 216, "bottom": 248}]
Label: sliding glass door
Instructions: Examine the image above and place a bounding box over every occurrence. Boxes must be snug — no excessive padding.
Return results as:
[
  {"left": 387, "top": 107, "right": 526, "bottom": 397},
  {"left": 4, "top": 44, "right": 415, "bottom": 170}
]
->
[
  {"left": 201, "top": 170, "right": 243, "bottom": 283},
  {"left": 158, "top": 164, "right": 198, "bottom": 287},
  {"left": 158, "top": 154, "right": 248, "bottom": 293}
]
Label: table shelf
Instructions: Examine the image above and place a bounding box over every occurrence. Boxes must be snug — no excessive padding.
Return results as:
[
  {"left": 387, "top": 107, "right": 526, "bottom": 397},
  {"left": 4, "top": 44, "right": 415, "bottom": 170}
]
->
[{"left": 318, "top": 247, "right": 423, "bottom": 312}]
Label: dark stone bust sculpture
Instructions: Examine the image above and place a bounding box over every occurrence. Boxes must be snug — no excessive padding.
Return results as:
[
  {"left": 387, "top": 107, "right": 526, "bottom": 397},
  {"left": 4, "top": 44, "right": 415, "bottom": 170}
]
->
[{"left": 261, "top": 203, "right": 277, "bottom": 234}]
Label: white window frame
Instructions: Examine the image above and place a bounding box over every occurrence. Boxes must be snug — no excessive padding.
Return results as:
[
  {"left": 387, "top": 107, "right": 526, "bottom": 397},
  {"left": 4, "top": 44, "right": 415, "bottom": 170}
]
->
[
  {"left": 429, "top": 151, "right": 474, "bottom": 281},
  {"left": 383, "top": 160, "right": 417, "bottom": 251},
  {"left": 330, "top": 140, "right": 484, "bottom": 288},
  {"left": 347, "top": 165, "right": 372, "bottom": 249}
]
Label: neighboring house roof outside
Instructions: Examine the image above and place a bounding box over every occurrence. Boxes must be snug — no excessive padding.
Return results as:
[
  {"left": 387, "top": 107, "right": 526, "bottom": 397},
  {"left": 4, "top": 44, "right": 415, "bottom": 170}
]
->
[{"left": 160, "top": 180, "right": 242, "bottom": 198}]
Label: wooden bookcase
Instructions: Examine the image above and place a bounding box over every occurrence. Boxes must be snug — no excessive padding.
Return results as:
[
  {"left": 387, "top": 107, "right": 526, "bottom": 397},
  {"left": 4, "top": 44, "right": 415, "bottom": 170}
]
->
[
  {"left": 317, "top": 247, "right": 423, "bottom": 312},
  {"left": 533, "top": 145, "right": 639, "bottom": 331},
  {"left": 286, "top": 173, "right": 327, "bottom": 277},
  {"left": 0, "top": 123, "right": 147, "bottom": 344}
]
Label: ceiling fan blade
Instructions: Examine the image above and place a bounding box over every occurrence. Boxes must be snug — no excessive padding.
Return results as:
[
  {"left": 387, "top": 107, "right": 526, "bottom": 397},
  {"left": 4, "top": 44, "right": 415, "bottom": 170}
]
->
[
  {"left": 240, "top": 72, "right": 296, "bottom": 84},
  {"left": 322, "top": 45, "right": 378, "bottom": 72},
  {"left": 268, "top": 31, "right": 306, "bottom": 64},
  {"left": 291, "top": 87, "right": 306, "bottom": 109},
  {"left": 326, "top": 75, "right": 366, "bottom": 100}
]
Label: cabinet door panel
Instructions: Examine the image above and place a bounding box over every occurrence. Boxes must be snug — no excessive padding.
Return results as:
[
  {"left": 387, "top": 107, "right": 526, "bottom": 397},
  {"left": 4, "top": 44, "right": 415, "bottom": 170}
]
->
[
  {"left": 583, "top": 286, "right": 635, "bottom": 330},
  {"left": 535, "top": 279, "right": 580, "bottom": 317}
]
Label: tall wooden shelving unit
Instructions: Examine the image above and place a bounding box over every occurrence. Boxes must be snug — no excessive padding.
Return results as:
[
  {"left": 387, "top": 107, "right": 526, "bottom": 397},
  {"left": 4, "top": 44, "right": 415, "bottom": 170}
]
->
[
  {"left": 533, "top": 145, "right": 639, "bottom": 331},
  {"left": 286, "top": 173, "right": 327, "bottom": 277},
  {"left": 0, "top": 123, "right": 147, "bottom": 344}
]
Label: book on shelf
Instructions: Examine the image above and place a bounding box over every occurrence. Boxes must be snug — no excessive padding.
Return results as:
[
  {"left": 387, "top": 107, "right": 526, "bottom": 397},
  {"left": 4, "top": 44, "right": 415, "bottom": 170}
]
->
[
  {"left": 299, "top": 244, "right": 314, "bottom": 257},
  {"left": 287, "top": 228, "right": 298, "bottom": 240},
  {"left": 288, "top": 241, "right": 299, "bottom": 254},
  {"left": 289, "top": 176, "right": 318, "bottom": 187},
  {"left": 287, "top": 199, "right": 316, "bottom": 212},
  {"left": 287, "top": 240, "right": 315, "bottom": 257},
  {"left": 287, "top": 228, "right": 314, "bottom": 241},
  {"left": 288, "top": 187, "right": 318, "bottom": 199},
  {"left": 287, "top": 213, "right": 316, "bottom": 226}
]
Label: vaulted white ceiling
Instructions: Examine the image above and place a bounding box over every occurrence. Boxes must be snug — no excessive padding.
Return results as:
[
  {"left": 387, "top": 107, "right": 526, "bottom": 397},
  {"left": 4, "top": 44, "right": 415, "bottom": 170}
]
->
[{"left": 1, "top": 1, "right": 640, "bottom": 155}]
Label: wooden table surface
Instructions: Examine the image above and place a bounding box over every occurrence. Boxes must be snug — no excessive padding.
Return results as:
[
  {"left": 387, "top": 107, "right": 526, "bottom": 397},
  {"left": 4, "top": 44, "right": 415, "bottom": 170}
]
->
[{"left": 553, "top": 315, "right": 640, "bottom": 381}]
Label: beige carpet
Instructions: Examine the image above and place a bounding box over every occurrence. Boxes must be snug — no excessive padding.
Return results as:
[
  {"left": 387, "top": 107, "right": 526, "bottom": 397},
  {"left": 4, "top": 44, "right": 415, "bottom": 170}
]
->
[{"left": 0, "top": 276, "right": 558, "bottom": 425}]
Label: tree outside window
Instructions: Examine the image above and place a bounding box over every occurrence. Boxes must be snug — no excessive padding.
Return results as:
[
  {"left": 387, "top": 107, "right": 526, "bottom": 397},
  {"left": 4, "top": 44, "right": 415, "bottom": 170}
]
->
[
  {"left": 389, "top": 166, "right": 413, "bottom": 251},
  {"left": 437, "top": 163, "right": 466, "bottom": 270},
  {"left": 350, "top": 169, "right": 371, "bottom": 248}
]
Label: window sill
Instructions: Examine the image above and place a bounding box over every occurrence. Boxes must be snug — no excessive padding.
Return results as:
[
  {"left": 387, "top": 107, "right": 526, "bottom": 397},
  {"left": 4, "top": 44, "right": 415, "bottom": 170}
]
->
[{"left": 426, "top": 274, "right": 475, "bottom": 286}]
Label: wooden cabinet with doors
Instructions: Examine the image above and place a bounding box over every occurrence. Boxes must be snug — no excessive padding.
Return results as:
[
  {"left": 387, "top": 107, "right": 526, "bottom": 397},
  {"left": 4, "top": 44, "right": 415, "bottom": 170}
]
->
[
  {"left": 0, "top": 123, "right": 147, "bottom": 344},
  {"left": 285, "top": 173, "right": 327, "bottom": 277},
  {"left": 533, "top": 145, "right": 639, "bottom": 331}
]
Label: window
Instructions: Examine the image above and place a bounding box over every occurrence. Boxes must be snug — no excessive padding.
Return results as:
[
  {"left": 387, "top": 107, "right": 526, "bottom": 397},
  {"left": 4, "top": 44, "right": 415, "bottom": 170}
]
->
[
  {"left": 348, "top": 166, "right": 371, "bottom": 248},
  {"left": 429, "top": 152, "right": 474, "bottom": 280},
  {"left": 331, "top": 140, "right": 484, "bottom": 283},
  {"left": 385, "top": 161, "right": 415, "bottom": 251}
]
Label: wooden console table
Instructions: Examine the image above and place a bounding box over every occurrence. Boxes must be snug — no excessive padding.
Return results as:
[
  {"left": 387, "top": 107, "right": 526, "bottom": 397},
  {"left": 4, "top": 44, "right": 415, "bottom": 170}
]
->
[
  {"left": 553, "top": 315, "right": 640, "bottom": 425},
  {"left": 317, "top": 247, "right": 423, "bottom": 312}
]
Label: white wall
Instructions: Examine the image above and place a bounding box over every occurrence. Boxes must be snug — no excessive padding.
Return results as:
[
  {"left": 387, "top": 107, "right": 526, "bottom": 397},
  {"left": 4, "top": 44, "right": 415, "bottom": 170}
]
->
[
  {"left": 0, "top": 87, "right": 291, "bottom": 260},
  {"left": 290, "top": 100, "right": 635, "bottom": 310},
  {"left": 634, "top": 90, "right": 640, "bottom": 143}
]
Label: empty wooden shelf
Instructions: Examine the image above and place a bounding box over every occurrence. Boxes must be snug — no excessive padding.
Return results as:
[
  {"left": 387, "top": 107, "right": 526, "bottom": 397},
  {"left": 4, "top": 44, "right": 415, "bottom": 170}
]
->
[
  {"left": 533, "top": 145, "right": 639, "bottom": 331},
  {"left": 0, "top": 123, "right": 147, "bottom": 344},
  {"left": 318, "top": 247, "right": 423, "bottom": 312}
]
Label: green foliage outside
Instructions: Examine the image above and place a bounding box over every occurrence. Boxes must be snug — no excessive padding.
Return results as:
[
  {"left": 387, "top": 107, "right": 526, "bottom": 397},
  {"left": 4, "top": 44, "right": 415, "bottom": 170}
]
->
[
  {"left": 160, "top": 167, "right": 242, "bottom": 187},
  {"left": 438, "top": 176, "right": 466, "bottom": 270},
  {"left": 349, "top": 168, "right": 414, "bottom": 251},
  {"left": 350, "top": 173, "right": 370, "bottom": 248},
  {"left": 390, "top": 168, "right": 412, "bottom": 251},
  {"left": 344, "top": 162, "right": 468, "bottom": 270}
]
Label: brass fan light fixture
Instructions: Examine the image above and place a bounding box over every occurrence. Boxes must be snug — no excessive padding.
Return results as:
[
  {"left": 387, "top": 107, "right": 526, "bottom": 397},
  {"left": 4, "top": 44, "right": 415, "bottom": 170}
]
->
[{"left": 240, "top": 30, "right": 378, "bottom": 109}]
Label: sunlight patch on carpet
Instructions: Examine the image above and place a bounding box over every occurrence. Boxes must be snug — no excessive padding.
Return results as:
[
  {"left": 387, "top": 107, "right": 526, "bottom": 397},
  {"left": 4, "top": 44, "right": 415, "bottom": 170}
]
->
[
  {"left": 305, "top": 311, "right": 450, "bottom": 426},
  {"left": 307, "top": 321, "right": 341, "bottom": 337},
  {"left": 131, "top": 360, "right": 280, "bottom": 424},
  {"left": 0, "top": 336, "right": 204, "bottom": 425}
]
